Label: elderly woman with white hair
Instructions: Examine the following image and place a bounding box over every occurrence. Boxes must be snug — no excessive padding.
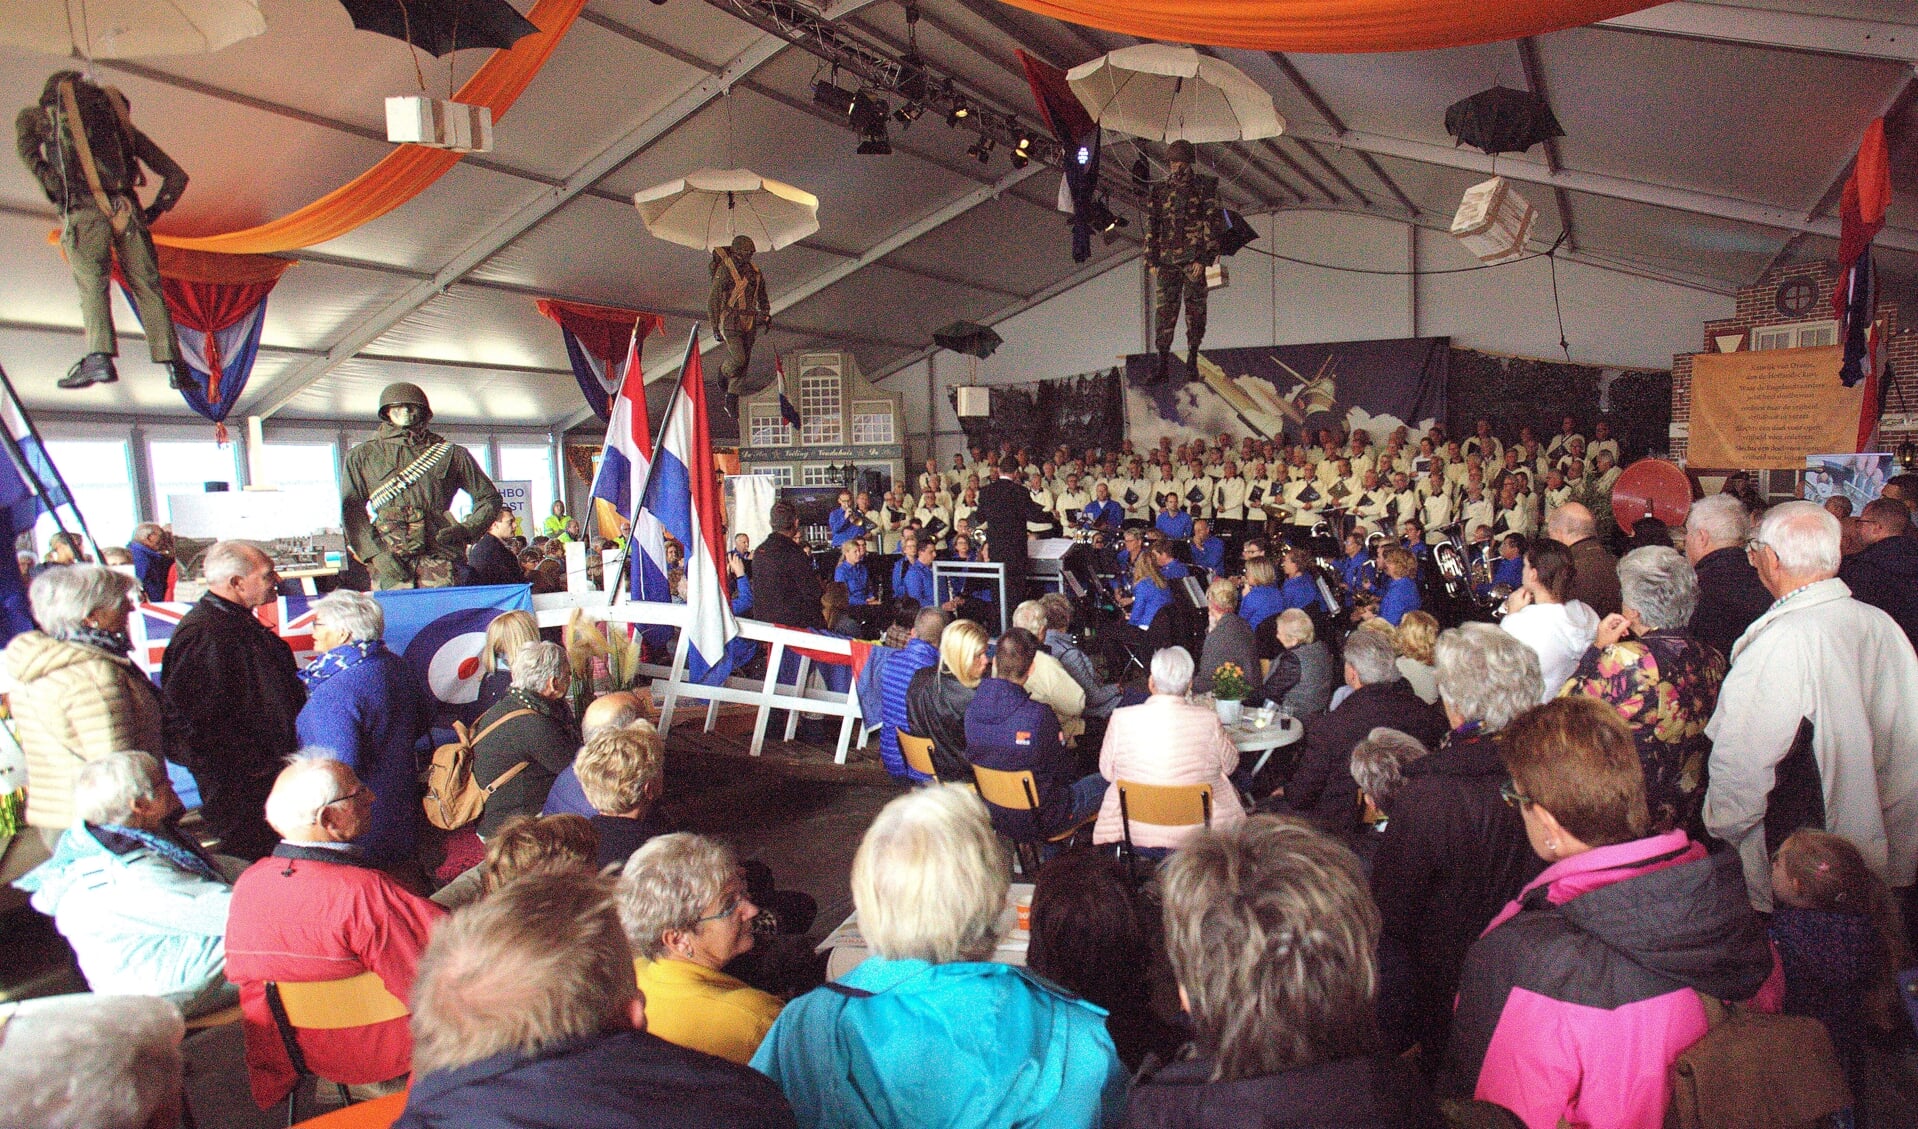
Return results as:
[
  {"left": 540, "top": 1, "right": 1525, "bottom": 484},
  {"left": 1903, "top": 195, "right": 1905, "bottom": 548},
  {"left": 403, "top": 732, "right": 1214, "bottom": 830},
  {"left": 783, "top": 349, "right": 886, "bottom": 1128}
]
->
[
  {"left": 0, "top": 994, "right": 187, "bottom": 1129},
  {"left": 1562, "top": 545, "right": 1726, "bottom": 835},
  {"left": 470, "top": 640, "right": 581, "bottom": 839},
  {"left": 1092, "top": 646, "right": 1245, "bottom": 856},
  {"left": 617, "top": 833, "right": 783, "bottom": 1066},
  {"left": 1369, "top": 623, "right": 1545, "bottom": 1069},
  {"left": 294, "top": 588, "right": 432, "bottom": 868},
  {"left": 1258, "top": 608, "right": 1335, "bottom": 716},
  {"left": 752, "top": 787, "right": 1126, "bottom": 1128},
  {"left": 3, "top": 564, "right": 162, "bottom": 835}
]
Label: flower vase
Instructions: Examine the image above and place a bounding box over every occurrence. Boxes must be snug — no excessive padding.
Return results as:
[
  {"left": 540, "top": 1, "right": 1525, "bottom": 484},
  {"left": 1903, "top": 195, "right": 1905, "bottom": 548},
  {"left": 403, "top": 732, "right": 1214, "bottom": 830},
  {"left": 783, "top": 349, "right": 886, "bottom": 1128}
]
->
[{"left": 1215, "top": 697, "right": 1244, "bottom": 725}]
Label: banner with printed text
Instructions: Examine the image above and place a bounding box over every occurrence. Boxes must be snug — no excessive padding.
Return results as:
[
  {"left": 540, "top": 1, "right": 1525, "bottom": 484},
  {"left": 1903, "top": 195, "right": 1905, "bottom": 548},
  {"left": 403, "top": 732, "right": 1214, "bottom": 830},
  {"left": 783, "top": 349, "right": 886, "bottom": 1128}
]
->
[
  {"left": 1124, "top": 337, "right": 1448, "bottom": 448},
  {"left": 1687, "top": 346, "right": 1867, "bottom": 469}
]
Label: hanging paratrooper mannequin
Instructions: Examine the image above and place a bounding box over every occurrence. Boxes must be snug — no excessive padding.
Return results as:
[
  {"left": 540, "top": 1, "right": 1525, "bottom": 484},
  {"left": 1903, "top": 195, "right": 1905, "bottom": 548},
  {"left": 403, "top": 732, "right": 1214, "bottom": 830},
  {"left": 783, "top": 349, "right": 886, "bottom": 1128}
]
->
[
  {"left": 341, "top": 383, "right": 502, "bottom": 590},
  {"left": 1144, "top": 139, "right": 1222, "bottom": 385},
  {"left": 709, "top": 234, "right": 772, "bottom": 418},
  {"left": 16, "top": 71, "right": 192, "bottom": 391}
]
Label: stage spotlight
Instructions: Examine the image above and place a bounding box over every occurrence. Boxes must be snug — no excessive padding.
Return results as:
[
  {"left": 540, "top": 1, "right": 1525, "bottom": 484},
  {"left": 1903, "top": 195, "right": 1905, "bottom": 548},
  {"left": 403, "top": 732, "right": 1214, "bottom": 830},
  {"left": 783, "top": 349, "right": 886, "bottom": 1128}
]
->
[
  {"left": 966, "top": 135, "right": 994, "bottom": 163},
  {"left": 893, "top": 101, "right": 924, "bottom": 126},
  {"left": 946, "top": 96, "right": 970, "bottom": 127},
  {"left": 850, "top": 93, "right": 892, "bottom": 154},
  {"left": 812, "top": 80, "right": 857, "bottom": 116},
  {"left": 1009, "top": 148, "right": 1029, "bottom": 169}
]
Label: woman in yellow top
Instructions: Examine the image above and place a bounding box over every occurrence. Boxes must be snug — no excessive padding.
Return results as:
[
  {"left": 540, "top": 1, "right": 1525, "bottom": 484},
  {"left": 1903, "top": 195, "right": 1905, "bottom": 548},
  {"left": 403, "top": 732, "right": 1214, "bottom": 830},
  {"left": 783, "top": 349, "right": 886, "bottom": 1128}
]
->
[{"left": 616, "top": 833, "right": 783, "bottom": 1064}]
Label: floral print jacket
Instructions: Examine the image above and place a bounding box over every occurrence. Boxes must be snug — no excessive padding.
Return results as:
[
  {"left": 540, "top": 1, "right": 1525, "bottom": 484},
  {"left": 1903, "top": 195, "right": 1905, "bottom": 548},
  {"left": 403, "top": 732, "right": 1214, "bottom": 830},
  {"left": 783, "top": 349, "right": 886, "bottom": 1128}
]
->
[{"left": 1564, "top": 630, "right": 1727, "bottom": 834}]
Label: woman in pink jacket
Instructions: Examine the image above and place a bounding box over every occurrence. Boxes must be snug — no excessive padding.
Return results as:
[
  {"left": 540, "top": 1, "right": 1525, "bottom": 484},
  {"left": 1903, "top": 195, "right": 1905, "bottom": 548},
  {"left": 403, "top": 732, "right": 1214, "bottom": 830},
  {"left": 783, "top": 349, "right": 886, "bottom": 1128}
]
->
[
  {"left": 1439, "top": 696, "right": 1780, "bottom": 1128},
  {"left": 1092, "top": 645, "right": 1244, "bottom": 856}
]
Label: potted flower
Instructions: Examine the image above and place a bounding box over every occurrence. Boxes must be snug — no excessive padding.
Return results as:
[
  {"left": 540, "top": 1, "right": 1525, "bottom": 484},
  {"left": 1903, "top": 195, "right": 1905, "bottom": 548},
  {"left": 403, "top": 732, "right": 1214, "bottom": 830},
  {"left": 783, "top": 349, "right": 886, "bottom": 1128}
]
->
[{"left": 1210, "top": 662, "right": 1251, "bottom": 725}]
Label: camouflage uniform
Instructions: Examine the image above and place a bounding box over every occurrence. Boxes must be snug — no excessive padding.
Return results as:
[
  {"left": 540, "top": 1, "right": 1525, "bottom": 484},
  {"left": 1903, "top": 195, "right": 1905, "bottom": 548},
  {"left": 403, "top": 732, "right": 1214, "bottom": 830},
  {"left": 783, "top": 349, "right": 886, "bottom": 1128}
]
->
[
  {"left": 1145, "top": 145, "right": 1222, "bottom": 376},
  {"left": 341, "top": 386, "right": 502, "bottom": 590},
  {"left": 708, "top": 236, "right": 771, "bottom": 397}
]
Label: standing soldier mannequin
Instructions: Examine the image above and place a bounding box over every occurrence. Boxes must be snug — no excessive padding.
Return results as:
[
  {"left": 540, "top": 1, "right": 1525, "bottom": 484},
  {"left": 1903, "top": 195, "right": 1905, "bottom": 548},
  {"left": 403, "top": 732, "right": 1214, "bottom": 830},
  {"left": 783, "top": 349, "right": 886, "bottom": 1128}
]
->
[
  {"left": 342, "top": 383, "right": 502, "bottom": 589},
  {"left": 17, "top": 72, "right": 191, "bottom": 391},
  {"left": 1144, "top": 139, "right": 1222, "bottom": 385},
  {"left": 709, "top": 234, "right": 771, "bottom": 418}
]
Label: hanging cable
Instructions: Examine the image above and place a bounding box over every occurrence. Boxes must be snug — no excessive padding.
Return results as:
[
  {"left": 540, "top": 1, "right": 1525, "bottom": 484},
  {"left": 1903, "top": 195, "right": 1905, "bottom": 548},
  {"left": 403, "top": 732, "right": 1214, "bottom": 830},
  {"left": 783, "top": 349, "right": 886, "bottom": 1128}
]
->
[
  {"left": 1546, "top": 233, "right": 1571, "bottom": 360},
  {"left": 1235, "top": 230, "right": 1568, "bottom": 277}
]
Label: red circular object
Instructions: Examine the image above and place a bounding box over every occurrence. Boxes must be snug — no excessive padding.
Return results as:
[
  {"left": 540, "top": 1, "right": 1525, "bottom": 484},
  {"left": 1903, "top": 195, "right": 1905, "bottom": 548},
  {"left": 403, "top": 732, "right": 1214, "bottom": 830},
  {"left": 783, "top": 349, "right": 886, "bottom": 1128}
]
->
[
  {"left": 1611, "top": 458, "right": 1697, "bottom": 535},
  {"left": 457, "top": 656, "right": 481, "bottom": 680}
]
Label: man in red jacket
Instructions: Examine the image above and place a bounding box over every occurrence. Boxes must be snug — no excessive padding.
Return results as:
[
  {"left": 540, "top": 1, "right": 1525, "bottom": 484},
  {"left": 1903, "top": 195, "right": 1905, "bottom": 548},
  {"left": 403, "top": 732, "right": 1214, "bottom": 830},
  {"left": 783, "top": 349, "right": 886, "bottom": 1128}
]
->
[{"left": 225, "top": 754, "right": 446, "bottom": 1109}]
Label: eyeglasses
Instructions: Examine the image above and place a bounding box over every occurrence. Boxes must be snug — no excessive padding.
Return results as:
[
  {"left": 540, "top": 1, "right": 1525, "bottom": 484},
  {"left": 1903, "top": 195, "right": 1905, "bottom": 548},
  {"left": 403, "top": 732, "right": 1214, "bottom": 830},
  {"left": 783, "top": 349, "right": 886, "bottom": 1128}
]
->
[
  {"left": 693, "top": 888, "right": 752, "bottom": 925},
  {"left": 1743, "top": 539, "right": 1771, "bottom": 560},
  {"left": 324, "top": 786, "right": 370, "bottom": 809},
  {"left": 1499, "top": 779, "right": 1534, "bottom": 810}
]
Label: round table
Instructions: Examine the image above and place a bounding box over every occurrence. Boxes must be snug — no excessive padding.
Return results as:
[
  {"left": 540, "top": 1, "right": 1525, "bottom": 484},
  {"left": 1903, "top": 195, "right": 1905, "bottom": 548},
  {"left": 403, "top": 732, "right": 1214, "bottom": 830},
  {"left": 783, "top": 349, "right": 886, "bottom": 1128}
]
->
[{"left": 1224, "top": 712, "right": 1304, "bottom": 781}]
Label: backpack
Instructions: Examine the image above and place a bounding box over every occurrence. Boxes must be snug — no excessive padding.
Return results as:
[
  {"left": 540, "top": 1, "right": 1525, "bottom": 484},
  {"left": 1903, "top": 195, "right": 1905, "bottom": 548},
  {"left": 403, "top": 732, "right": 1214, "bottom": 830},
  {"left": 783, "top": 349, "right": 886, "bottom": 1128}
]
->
[
  {"left": 421, "top": 709, "right": 535, "bottom": 831},
  {"left": 1664, "top": 996, "right": 1851, "bottom": 1129}
]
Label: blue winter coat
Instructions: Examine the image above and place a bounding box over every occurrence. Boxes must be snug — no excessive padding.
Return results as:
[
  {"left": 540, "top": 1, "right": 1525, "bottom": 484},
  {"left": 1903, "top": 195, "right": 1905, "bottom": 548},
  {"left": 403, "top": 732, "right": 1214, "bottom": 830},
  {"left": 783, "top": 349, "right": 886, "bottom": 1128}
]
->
[
  {"left": 964, "top": 677, "right": 1074, "bottom": 839},
  {"left": 295, "top": 644, "right": 433, "bottom": 866},
  {"left": 879, "top": 637, "right": 940, "bottom": 780},
  {"left": 751, "top": 957, "right": 1126, "bottom": 1129}
]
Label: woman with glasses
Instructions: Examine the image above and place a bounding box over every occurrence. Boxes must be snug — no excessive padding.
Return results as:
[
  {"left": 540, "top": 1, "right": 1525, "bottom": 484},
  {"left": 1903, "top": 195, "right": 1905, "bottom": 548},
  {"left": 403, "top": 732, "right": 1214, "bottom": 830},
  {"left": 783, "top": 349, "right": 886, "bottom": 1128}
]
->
[
  {"left": 1441, "top": 696, "right": 1776, "bottom": 1129},
  {"left": 752, "top": 787, "right": 1126, "bottom": 1129},
  {"left": 616, "top": 833, "right": 782, "bottom": 1066},
  {"left": 1369, "top": 623, "right": 1545, "bottom": 1071}
]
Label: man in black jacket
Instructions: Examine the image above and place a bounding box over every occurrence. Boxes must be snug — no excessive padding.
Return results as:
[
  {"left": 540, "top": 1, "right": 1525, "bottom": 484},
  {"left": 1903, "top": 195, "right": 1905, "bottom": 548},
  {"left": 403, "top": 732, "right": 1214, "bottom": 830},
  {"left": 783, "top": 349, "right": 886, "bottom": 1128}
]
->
[
  {"left": 1841, "top": 497, "right": 1918, "bottom": 651},
  {"left": 974, "top": 458, "right": 1047, "bottom": 603},
  {"left": 466, "top": 509, "right": 524, "bottom": 587},
  {"left": 748, "top": 501, "right": 824, "bottom": 629},
  {"left": 1270, "top": 631, "right": 1445, "bottom": 829},
  {"left": 160, "top": 541, "right": 305, "bottom": 859},
  {"left": 1683, "top": 493, "right": 1770, "bottom": 660}
]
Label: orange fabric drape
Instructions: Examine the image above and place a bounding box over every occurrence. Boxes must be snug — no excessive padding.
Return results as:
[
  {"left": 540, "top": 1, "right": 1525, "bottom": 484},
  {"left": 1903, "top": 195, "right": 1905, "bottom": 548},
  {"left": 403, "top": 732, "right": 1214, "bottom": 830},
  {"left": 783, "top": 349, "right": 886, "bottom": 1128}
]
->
[
  {"left": 986, "top": 0, "right": 1662, "bottom": 53},
  {"left": 151, "top": 0, "right": 586, "bottom": 255}
]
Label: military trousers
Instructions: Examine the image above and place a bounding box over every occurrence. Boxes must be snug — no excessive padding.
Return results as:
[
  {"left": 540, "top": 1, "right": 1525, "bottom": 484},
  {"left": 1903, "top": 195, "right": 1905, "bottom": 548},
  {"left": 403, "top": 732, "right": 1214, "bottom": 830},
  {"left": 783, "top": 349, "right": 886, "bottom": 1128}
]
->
[
  {"left": 719, "top": 321, "right": 758, "bottom": 395},
  {"left": 62, "top": 200, "right": 179, "bottom": 363},
  {"left": 1152, "top": 264, "right": 1208, "bottom": 355},
  {"left": 369, "top": 550, "right": 458, "bottom": 590}
]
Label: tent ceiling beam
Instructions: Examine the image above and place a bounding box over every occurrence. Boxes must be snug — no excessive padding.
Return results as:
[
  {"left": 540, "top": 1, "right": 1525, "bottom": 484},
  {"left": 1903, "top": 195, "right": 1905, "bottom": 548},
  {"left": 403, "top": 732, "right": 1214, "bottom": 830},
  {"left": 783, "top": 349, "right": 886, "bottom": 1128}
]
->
[
  {"left": 1599, "top": 3, "right": 1918, "bottom": 64},
  {"left": 247, "top": 3, "right": 889, "bottom": 423},
  {"left": 1264, "top": 51, "right": 1418, "bottom": 216},
  {"left": 799, "top": 238, "right": 1027, "bottom": 297},
  {"left": 1515, "top": 36, "right": 1577, "bottom": 253}
]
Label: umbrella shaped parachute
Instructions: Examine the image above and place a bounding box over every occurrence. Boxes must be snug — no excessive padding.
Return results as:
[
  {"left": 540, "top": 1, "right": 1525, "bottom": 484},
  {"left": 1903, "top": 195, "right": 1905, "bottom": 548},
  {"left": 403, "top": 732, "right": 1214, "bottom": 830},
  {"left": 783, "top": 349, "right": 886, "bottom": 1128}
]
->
[
  {"left": 1444, "top": 85, "right": 1565, "bottom": 156},
  {"left": 1066, "top": 44, "right": 1283, "bottom": 144},
  {"left": 932, "top": 321, "right": 1003, "bottom": 359},
  {"left": 4, "top": 0, "right": 264, "bottom": 58},
  {"left": 336, "top": 0, "right": 540, "bottom": 57},
  {"left": 633, "top": 168, "right": 820, "bottom": 252}
]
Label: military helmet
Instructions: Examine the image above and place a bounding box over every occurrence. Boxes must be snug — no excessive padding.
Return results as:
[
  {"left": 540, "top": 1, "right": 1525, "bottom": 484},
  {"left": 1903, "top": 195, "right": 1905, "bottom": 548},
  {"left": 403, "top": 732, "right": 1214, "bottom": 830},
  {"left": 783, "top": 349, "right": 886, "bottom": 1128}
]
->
[
  {"left": 1167, "top": 139, "right": 1195, "bottom": 164},
  {"left": 730, "top": 234, "right": 756, "bottom": 255},
  {"left": 378, "top": 381, "right": 432, "bottom": 422}
]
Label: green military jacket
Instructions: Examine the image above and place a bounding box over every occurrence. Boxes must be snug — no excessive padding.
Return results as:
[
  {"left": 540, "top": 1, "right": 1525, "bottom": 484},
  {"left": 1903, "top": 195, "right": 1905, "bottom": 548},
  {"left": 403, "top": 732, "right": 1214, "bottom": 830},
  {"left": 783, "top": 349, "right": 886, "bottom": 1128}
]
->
[
  {"left": 16, "top": 76, "right": 186, "bottom": 215},
  {"left": 1144, "top": 168, "right": 1222, "bottom": 270},
  {"left": 708, "top": 247, "right": 770, "bottom": 332},
  {"left": 341, "top": 423, "right": 502, "bottom": 564}
]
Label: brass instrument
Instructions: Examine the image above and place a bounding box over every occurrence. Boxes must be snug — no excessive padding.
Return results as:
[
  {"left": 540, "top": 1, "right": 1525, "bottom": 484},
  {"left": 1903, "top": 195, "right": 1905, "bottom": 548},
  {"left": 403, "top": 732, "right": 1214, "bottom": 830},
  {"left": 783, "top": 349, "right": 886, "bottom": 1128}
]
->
[{"left": 1431, "top": 522, "right": 1475, "bottom": 604}]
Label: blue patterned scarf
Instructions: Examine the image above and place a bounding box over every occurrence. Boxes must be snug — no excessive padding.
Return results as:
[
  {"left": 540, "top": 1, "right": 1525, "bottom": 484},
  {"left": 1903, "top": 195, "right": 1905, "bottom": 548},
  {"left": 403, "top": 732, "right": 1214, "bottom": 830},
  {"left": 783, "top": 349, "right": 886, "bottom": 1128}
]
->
[
  {"left": 93, "top": 823, "right": 225, "bottom": 883},
  {"left": 57, "top": 624, "right": 131, "bottom": 657},
  {"left": 299, "top": 639, "right": 383, "bottom": 690}
]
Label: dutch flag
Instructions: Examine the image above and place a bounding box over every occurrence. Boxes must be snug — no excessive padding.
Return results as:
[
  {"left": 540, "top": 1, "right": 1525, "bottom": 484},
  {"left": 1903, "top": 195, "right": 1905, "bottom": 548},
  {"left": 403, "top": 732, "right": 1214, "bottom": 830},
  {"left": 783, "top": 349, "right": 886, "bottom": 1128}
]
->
[
  {"left": 589, "top": 325, "right": 671, "bottom": 601},
  {"left": 774, "top": 355, "right": 801, "bottom": 431},
  {"left": 639, "top": 328, "right": 740, "bottom": 683}
]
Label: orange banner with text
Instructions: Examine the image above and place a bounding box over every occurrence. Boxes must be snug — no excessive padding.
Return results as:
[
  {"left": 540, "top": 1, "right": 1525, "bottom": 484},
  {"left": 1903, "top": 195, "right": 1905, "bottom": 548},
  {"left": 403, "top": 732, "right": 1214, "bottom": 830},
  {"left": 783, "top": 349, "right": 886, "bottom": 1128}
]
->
[{"left": 1687, "top": 346, "right": 1865, "bottom": 469}]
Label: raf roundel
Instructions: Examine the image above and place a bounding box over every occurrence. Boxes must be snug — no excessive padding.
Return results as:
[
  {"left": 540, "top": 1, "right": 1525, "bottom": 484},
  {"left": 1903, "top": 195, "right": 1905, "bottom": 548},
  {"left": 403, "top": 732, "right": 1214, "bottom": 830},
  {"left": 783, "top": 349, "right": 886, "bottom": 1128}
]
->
[{"left": 402, "top": 607, "right": 508, "bottom": 707}]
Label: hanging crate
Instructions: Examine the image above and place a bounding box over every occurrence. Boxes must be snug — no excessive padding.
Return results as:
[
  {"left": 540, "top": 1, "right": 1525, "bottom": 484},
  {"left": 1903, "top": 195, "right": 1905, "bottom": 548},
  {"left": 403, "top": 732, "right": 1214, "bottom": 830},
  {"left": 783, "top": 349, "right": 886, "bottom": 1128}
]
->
[{"left": 1450, "top": 176, "right": 1537, "bottom": 265}]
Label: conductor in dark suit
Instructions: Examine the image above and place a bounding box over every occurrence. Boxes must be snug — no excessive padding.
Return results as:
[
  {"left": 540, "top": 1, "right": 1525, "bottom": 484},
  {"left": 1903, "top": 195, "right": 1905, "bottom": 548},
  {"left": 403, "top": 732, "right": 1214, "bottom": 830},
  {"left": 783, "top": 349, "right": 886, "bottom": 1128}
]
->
[
  {"left": 749, "top": 500, "right": 825, "bottom": 629},
  {"left": 975, "top": 457, "right": 1047, "bottom": 602}
]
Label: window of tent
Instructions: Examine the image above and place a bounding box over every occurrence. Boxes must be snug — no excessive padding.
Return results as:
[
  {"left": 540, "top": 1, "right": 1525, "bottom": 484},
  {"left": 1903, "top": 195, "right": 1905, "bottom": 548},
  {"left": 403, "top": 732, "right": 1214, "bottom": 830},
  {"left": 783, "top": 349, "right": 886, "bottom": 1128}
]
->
[
  {"left": 33, "top": 438, "right": 136, "bottom": 554},
  {"left": 149, "top": 439, "right": 240, "bottom": 525},
  {"left": 255, "top": 441, "right": 339, "bottom": 496},
  {"left": 498, "top": 444, "right": 556, "bottom": 530},
  {"left": 439, "top": 435, "right": 494, "bottom": 522}
]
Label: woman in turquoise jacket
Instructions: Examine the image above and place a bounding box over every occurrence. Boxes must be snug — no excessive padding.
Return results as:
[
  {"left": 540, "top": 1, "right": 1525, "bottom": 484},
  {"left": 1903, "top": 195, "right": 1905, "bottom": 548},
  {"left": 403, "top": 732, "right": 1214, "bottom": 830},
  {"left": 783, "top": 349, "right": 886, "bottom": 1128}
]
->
[{"left": 752, "top": 787, "right": 1126, "bottom": 1128}]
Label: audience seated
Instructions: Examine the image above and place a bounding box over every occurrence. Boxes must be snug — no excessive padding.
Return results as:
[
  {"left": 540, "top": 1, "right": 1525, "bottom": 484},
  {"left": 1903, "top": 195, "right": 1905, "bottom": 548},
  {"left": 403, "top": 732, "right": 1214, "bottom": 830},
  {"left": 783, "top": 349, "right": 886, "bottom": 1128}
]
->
[
  {"left": 1546, "top": 503, "right": 1621, "bottom": 617},
  {"left": 225, "top": 754, "right": 446, "bottom": 1109},
  {"left": 617, "top": 833, "right": 783, "bottom": 1065},
  {"left": 1128, "top": 816, "right": 1444, "bottom": 1127},
  {"left": 1562, "top": 546, "right": 1724, "bottom": 835},
  {"left": 0, "top": 994, "right": 186, "bottom": 1129},
  {"left": 906, "top": 618, "right": 987, "bottom": 784},
  {"left": 751, "top": 787, "right": 1126, "bottom": 1128},
  {"left": 471, "top": 641, "right": 581, "bottom": 840},
  {"left": 478, "top": 814, "right": 600, "bottom": 896},
  {"left": 1839, "top": 496, "right": 1918, "bottom": 650},
  {"left": 1372, "top": 624, "right": 1544, "bottom": 1068},
  {"left": 1192, "top": 579, "right": 1259, "bottom": 697},
  {"left": 1009, "top": 601, "right": 1087, "bottom": 741},
  {"left": 1498, "top": 539, "right": 1599, "bottom": 702},
  {"left": 1440, "top": 697, "right": 1777, "bottom": 1129},
  {"left": 1704, "top": 500, "right": 1918, "bottom": 914},
  {"left": 4, "top": 565, "right": 162, "bottom": 839},
  {"left": 295, "top": 589, "right": 433, "bottom": 869},
  {"left": 473, "top": 610, "right": 539, "bottom": 718},
  {"left": 1681, "top": 494, "right": 1771, "bottom": 662},
  {"left": 964, "top": 628, "right": 1104, "bottom": 846},
  {"left": 575, "top": 724, "right": 669, "bottom": 867},
  {"left": 543, "top": 689, "right": 652, "bottom": 818},
  {"left": 1260, "top": 609, "right": 1334, "bottom": 717},
  {"left": 399, "top": 872, "right": 795, "bottom": 1129},
  {"left": 14, "top": 750, "right": 240, "bottom": 1017},
  {"left": 1346, "top": 727, "right": 1432, "bottom": 868},
  {"left": 1038, "top": 593, "right": 1123, "bottom": 722},
  {"left": 1393, "top": 611, "right": 1440, "bottom": 704},
  {"left": 879, "top": 608, "right": 946, "bottom": 781},
  {"left": 1025, "top": 851, "right": 1184, "bottom": 1073},
  {"left": 1094, "top": 647, "right": 1245, "bottom": 855},
  {"left": 1271, "top": 632, "right": 1445, "bottom": 828}
]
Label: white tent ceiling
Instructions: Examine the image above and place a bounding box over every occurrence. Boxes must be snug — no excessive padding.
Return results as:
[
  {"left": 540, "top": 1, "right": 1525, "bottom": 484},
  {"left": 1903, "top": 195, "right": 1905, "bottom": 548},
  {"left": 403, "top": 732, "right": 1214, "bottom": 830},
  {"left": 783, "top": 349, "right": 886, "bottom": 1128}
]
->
[{"left": 0, "top": 0, "right": 1912, "bottom": 430}]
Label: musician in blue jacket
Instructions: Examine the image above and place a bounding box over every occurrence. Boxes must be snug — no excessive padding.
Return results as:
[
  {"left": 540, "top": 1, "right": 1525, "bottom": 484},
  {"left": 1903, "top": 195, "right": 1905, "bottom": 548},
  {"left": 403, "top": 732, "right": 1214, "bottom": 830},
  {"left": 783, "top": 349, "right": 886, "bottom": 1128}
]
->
[
  {"left": 1189, "top": 518, "right": 1225, "bottom": 575},
  {"left": 828, "top": 490, "right": 866, "bottom": 547},
  {"left": 898, "top": 540, "right": 938, "bottom": 607}
]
